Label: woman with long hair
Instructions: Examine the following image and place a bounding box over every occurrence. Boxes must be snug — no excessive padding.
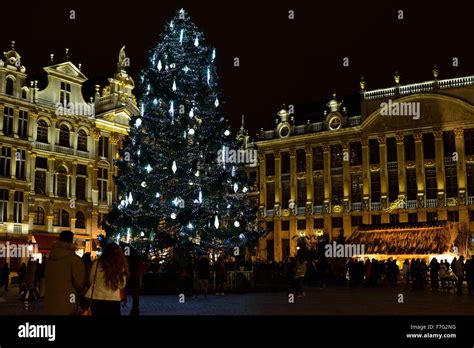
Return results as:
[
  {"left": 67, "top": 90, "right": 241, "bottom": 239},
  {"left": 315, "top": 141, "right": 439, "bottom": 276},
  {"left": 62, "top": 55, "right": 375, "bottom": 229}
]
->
[{"left": 85, "top": 243, "right": 129, "bottom": 316}]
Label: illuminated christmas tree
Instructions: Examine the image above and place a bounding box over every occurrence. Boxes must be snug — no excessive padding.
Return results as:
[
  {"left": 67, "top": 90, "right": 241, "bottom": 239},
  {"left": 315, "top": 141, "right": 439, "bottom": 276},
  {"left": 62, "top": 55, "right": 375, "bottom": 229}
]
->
[{"left": 106, "top": 8, "right": 261, "bottom": 258}]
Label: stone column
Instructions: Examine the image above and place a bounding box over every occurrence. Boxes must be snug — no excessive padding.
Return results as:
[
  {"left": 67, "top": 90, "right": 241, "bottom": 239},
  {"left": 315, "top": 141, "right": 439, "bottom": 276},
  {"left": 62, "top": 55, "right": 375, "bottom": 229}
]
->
[
  {"left": 379, "top": 135, "right": 389, "bottom": 223},
  {"left": 0, "top": 104, "right": 4, "bottom": 135},
  {"left": 305, "top": 145, "right": 314, "bottom": 237},
  {"left": 28, "top": 112, "right": 37, "bottom": 141},
  {"left": 361, "top": 137, "right": 370, "bottom": 224},
  {"left": 454, "top": 128, "right": 467, "bottom": 203},
  {"left": 289, "top": 147, "right": 297, "bottom": 204},
  {"left": 396, "top": 133, "right": 408, "bottom": 223},
  {"left": 273, "top": 217, "right": 282, "bottom": 262},
  {"left": 29, "top": 152, "right": 36, "bottom": 194},
  {"left": 87, "top": 163, "right": 94, "bottom": 202},
  {"left": 71, "top": 160, "right": 77, "bottom": 199},
  {"left": 342, "top": 142, "right": 351, "bottom": 237},
  {"left": 434, "top": 128, "right": 447, "bottom": 220},
  {"left": 322, "top": 144, "right": 332, "bottom": 238},
  {"left": 8, "top": 189, "right": 15, "bottom": 222},
  {"left": 10, "top": 146, "right": 17, "bottom": 179},
  {"left": 414, "top": 131, "right": 425, "bottom": 220},
  {"left": 289, "top": 218, "right": 297, "bottom": 257},
  {"left": 13, "top": 108, "right": 19, "bottom": 138},
  {"left": 274, "top": 150, "right": 281, "bottom": 208},
  {"left": 47, "top": 156, "right": 56, "bottom": 197}
]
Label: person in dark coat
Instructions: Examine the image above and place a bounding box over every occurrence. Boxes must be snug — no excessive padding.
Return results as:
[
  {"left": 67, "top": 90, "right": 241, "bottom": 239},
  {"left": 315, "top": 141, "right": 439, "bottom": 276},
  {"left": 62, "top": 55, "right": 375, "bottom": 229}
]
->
[
  {"left": 127, "top": 249, "right": 147, "bottom": 315},
  {"left": 17, "top": 263, "right": 26, "bottom": 293},
  {"left": 197, "top": 255, "right": 210, "bottom": 298},
  {"left": 214, "top": 256, "right": 227, "bottom": 296},
  {"left": 429, "top": 258, "right": 440, "bottom": 290},
  {"left": 466, "top": 256, "right": 474, "bottom": 296}
]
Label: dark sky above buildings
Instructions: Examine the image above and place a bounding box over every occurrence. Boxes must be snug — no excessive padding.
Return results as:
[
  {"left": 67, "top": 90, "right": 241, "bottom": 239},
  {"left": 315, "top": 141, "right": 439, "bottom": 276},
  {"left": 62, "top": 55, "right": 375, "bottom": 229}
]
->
[{"left": 1, "top": 0, "right": 471, "bottom": 136}]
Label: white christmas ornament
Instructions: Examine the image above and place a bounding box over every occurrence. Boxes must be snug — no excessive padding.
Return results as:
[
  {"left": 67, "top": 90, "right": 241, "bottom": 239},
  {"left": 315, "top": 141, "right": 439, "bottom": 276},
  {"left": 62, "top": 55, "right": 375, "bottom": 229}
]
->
[
  {"left": 172, "top": 161, "right": 177, "bottom": 173},
  {"left": 141, "top": 181, "right": 147, "bottom": 188},
  {"left": 212, "top": 49, "right": 216, "bottom": 60},
  {"left": 214, "top": 215, "right": 219, "bottom": 229},
  {"left": 188, "top": 128, "right": 195, "bottom": 135},
  {"left": 137, "top": 150, "right": 141, "bottom": 156},
  {"left": 207, "top": 67, "right": 211, "bottom": 85},
  {"left": 194, "top": 37, "right": 199, "bottom": 47},
  {"left": 180, "top": 29, "right": 184, "bottom": 44},
  {"left": 189, "top": 108, "right": 194, "bottom": 118},
  {"left": 128, "top": 192, "right": 133, "bottom": 204},
  {"left": 171, "top": 213, "right": 177, "bottom": 220},
  {"left": 172, "top": 79, "right": 177, "bottom": 91},
  {"left": 188, "top": 223, "right": 193, "bottom": 229},
  {"left": 145, "top": 164, "right": 152, "bottom": 173},
  {"left": 155, "top": 192, "right": 161, "bottom": 198},
  {"left": 194, "top": 170, "right": 200, "bottom": 177},
  {"left": 157, "top": 60, "right": 162, "bottom": 71},
  {"left": 183, "top": 66, "right": 190, "bottom": 73},
  {"left": 198, "top": 190, "right": 203, "bottom": 203},
  {"left": 140, "top": 232, "right": 145, "bottom": 237},
  {"left": 234, "top": 221, "right": 240, "bottom": 227},
  {"left": 214, "top": 98, "right": 219, "bottom": 107},
  {"left": 135, "top": 118, "right": 142, "bottom": 127},
  {"left": 233, "top": 183, "right": 239, "bottom": 193},
  {"left": 169, "top": 101, "right": 175, "bottom": 117},
  {"left": 242, "top": 187, "right": 248, "bottom": 193},
  {"left": 140, "top": 103, "right": 144, "bottom": 116},
  {"left": 153, "top": 98, "right": 158, "bottom": 105},
  {"left": 224, "top": 129, "right": 230, "bottom": 136}
]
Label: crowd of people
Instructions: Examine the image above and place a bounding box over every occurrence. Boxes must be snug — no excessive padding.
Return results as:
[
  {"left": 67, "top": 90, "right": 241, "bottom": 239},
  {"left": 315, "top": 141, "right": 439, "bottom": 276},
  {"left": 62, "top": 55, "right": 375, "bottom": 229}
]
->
[{"left": 275, "top": 254, "right": 474, "bottom": 296}]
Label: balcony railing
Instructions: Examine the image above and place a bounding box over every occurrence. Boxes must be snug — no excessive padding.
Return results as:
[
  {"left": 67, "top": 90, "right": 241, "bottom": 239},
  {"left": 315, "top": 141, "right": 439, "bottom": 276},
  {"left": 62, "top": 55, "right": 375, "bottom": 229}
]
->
[
  {"left": 34, "top": 142, "right": 52, "bottom": 151},
  {"left": 297, "top": 207, "right": 306, "bottom": 215},
  {"left": 77, "top": 150, "right": 89, "bottom": 158},
  {"left": 426, "top": 199, "right": 437, "bottom": 208},
  {"left": 351, "top": 202, "right": 362, "bottom": 211},
  {"left": 387, "top": 161, "right": 398, "bottom": 170},
  {"left": 13, "top": 224, "right": 23, "bottom": 234},
  {"left": 56, "top": 145, "right": 74, "bottom": 155},
  {"left": 444, "top": 156, "right": 455, "bottom": 165},
  {"left": 407, "top": 200, "right": 417, "bottom": 209},
  {"left": 266, "top": 210, "right": 274, "bottom": 217},
  {"left": 371, "top": 202, "right": 381, "bottom": 211},
  {"left": 348, "top": 116, "right": 362, "bottom": 126},
  {"left": 313, "top": 205, "right": 323, "bottom": 214},
  {"left": 467, "top": 196, "right": 474, "bottom": 205}
]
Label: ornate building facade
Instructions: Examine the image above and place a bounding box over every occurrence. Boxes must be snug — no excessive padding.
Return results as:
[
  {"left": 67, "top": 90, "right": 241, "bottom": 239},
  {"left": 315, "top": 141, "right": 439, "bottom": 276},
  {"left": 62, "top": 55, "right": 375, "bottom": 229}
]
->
[
  {"left": 250, "top": 69, "right": 474, "bottom": 262},
  {"left": 0, "top": 42, "right": 138, "bottom": 268}
]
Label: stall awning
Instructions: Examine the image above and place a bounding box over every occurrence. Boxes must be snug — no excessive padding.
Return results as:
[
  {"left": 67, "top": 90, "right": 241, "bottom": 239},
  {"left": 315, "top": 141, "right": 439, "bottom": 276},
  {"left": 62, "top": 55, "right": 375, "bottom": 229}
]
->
[{"left": 32, "top": 233, "right": 59, "bottom": 253}]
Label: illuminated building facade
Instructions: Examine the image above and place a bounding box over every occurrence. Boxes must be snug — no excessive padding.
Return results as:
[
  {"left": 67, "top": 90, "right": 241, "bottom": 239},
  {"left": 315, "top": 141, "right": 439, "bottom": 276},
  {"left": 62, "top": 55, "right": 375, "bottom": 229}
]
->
[
  {"left": 250, "top": 70, "right": 474, "bottom": 261},
  {"left": 0, "top": 42, "right": 138, "bottom": 267}
]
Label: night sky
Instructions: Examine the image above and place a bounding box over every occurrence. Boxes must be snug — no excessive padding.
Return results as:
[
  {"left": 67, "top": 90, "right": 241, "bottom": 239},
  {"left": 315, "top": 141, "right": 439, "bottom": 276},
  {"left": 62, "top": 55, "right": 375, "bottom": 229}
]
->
[{"left": 1, "top": 0, "right": 472, "bottom": 136}]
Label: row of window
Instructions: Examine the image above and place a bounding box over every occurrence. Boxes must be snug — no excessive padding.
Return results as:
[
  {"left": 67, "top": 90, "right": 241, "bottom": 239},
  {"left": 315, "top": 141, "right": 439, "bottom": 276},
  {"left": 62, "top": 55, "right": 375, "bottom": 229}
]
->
[
  {"left": 265, "top": 164, "right": 474, "bottom": 208},
  {"left": 265, "top": 130, "right": 474, "bottom": 175},
  {"left": 2, "top": 107, "right": 110, "bottom": 156},
  {"left": 3, "top": 78, "right": 70, "bottom": 102},
  {"left": 34, "top": 160, "right": 108, "bottom": 202},
  {"left": 266, "top": 211, "right": 466, "bottom": 232},
  {"left": 32, "top": 207, "right": 85, "bottom": 228}
]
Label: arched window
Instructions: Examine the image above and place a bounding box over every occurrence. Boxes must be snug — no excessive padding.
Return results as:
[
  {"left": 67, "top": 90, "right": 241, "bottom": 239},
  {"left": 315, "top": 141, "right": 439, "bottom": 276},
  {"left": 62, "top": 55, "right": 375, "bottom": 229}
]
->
[
  {"left": 53, "top": 209, "right": 70, "bottom": 227},
  {"left": 21, "top": 89, "right": 27, "bottom": 99},
  {"left": 56, "top": 167, "right": 68, "bottom": 197},
  {"left": 33, "top": 207, "right": 45, "bottom": 225},
  {"left": 59, "top": 125, "right": 70, "bottom": 147},
  {"left": 37, "top": 120, "right": 49, "bottom": 143},
  {"left": 75, "top": 211, "right": 85, "bottom": 229},
  {"left": 5, "top": 77, "right": 14, "bottom": 96},
  {"left": 77, "top": 130, "right": 88, "bottom": 152}
]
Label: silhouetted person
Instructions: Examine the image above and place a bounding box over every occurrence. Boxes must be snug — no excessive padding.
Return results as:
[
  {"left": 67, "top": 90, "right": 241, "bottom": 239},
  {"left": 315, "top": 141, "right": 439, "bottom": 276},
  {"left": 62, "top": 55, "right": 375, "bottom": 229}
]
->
[
  {"left": 429, "top": 258, "right": 440, "bottom": 290},
  {"left": 44, "top": 231, "right": 86, "bottom": 315},
  {"left": 1, "top": 263, "right": 10, "bottom": 291},
  {"left": 466, "top": 256, "right": 474, "bottom": 296}
]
